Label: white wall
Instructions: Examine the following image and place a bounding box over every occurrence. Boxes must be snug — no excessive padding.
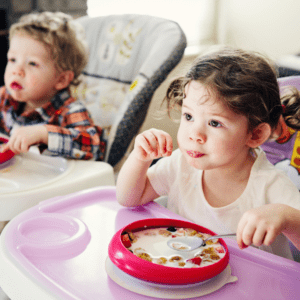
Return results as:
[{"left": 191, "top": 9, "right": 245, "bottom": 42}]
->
[
  {"left": 218, "top": 0, "right": 300, "bottom": 60},
  {"left": 141, "top": 0, "right": 300, "bottom": 151}
]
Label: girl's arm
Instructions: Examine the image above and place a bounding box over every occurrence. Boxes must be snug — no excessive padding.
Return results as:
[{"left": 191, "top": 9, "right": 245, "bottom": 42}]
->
[
  {"left": 117, "top": 128, "right": 173, "bottom": 207},
  {"left": 237, "top": 203, "right": 300, "bottom": 250}
]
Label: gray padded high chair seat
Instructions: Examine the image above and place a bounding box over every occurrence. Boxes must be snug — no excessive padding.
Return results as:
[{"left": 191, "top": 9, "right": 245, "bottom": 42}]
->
[{"left": 74, "top": 14, "right": 187, "bottom": 168}]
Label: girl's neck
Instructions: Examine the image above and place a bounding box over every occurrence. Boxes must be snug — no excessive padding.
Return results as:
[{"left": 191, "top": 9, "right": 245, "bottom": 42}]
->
[{"left": 202, "top": 151, "right": 256, "bottom": 208}]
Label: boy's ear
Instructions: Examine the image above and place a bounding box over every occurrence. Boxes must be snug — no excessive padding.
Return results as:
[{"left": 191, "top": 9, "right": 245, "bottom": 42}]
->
[
  {"left": 246, "top": 123, "right": 271, "bottom": 148},
  {"left": 55, "top": 71, "right": 74, "bottom": 90}
]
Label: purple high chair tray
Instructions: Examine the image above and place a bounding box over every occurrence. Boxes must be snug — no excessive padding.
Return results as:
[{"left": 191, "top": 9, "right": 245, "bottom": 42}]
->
[{"left": 0, "top": 186, "right": 300, "bottom": 299}]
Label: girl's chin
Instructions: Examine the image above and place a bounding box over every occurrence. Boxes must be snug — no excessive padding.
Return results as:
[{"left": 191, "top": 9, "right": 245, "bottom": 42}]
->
[{"left": 184, "top": 155, "right": 207, "bottom": 169}]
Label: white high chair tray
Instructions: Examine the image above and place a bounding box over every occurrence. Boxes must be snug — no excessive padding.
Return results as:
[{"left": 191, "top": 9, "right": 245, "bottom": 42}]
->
[{"left": 0, "top": 147, "right": 115, "bottom": 221}]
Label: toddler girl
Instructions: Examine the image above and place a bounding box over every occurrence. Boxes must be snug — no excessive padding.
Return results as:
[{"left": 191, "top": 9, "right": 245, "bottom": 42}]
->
[{"left": 117, "top": 47, "right": 300, "bottom": 260}]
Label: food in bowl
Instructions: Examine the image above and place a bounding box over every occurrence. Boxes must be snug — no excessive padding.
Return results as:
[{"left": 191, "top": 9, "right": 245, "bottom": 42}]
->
[
  {"left": 121, "top": 226, "right": 225, "bottom": 268},
  {"left": 108, "top": 218, "right": 230, "bottom": 285}
]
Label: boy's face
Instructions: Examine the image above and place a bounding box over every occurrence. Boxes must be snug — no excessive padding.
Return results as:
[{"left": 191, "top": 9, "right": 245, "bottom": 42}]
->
[
  {"left": 177, "top": 81, "right": 253, "bottom": 171},
  {"left": 4, "top": 34, "right": 62, "bottom": 109}
]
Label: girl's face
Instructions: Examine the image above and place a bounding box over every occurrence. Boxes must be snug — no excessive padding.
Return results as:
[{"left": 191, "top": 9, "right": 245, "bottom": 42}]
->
[
  {"left": 177, "top": 81, "right": 253, "bottom": 171},
  {"left": 4, "top": 34, "right": 61, "bottom": 109}
]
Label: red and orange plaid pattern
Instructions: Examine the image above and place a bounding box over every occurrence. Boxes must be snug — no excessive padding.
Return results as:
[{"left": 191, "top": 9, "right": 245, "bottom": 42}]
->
[{"left": 0, "top": 87, "right": 106, "bottom": 160}]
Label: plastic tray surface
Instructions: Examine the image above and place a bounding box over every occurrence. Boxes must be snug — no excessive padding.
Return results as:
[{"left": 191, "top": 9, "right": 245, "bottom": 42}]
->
[{"left": 0, "top": 187, "right": 300, "bottom": 300}]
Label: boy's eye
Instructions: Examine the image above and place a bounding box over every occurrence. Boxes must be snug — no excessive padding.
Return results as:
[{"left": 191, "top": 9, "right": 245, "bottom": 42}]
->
[
  {"left": 209, "top": 120, "right": 222, "bottom": 127},
  {"left": 184, "top": 113, "right": 194, "bottom": 121},
  {"left": 8, "top": 58, "right": 15, "bottom": 63},
  {"left": 29, "top": 61, "right": 37, "bottom": 66}
]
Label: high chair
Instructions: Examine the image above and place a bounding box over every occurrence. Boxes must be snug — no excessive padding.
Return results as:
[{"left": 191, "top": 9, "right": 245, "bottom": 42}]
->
[
  {"left": 0, "top": 14, "right": 186, "bottom": 226},
  {"left": 74, "top": 14, "right": 187, "bottom": 169},
  {"left": 261, "top": 75, "right": 300, "bottom": 262},
  {"left": 261, "top": 76, "right": 300, "bottom": 190}
]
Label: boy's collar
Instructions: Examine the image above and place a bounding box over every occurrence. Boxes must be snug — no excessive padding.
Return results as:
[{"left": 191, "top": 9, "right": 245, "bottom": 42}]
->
[
  {"left": 5, "top": 87, "right": 71, "bottom": 112},
  {"left": 50, "top": 88, "right": 71, "bottom": 110}
]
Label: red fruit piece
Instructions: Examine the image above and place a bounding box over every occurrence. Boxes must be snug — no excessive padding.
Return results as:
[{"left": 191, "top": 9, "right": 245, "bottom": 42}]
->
[
  {"left": 215, "top": 246, "right": 225, "bottom": 253},
  {"left": 187, "top": 257, "right": 202, "bottom": 265},
  {"left": 121, "top": 233, "right": 132, "bottom": 248}
]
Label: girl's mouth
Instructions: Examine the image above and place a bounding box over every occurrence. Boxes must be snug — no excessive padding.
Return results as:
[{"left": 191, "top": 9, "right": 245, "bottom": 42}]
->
[
  {"left": 187, "top": 150, "right": 204, "bottom": 158},
  {"left": 10, "top": 81, "right": 23, "bottom": 90}
]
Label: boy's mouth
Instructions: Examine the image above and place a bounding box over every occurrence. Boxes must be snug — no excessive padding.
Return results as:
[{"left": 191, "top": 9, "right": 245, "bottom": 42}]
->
[
  {"left": 187, "top": 150, "right": 204, "bottom": 158},
  {"left": 10, "top": 81, "right": 23, "bottom": 90}
]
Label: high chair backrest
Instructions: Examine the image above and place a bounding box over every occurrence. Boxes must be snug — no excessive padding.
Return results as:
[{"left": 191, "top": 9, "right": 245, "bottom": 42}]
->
[
  {"left": 261, "top": 76, "right": 300, "bottom": 190},
  {"left": 261, "top": 76, "right": 300, "bottom": 262},
  {"left": 74, "top": 14, "right": 187, "bottom": 167}
]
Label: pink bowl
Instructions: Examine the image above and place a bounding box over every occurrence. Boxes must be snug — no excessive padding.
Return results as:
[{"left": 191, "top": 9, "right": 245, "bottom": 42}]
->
[
  {"left": 108, "top": 218, "right": 229, "bottom": 285},
  {"left": 0, "top": 137, "right": 14, "bottom": 164}
]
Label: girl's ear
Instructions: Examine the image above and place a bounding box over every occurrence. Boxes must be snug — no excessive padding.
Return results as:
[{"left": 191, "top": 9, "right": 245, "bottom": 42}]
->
[
  {"left": 54, "top": 71, "right": 74, "bottom": 90},
  {"left": 246, "top": 123, "right": 272, "bottom": 148}
]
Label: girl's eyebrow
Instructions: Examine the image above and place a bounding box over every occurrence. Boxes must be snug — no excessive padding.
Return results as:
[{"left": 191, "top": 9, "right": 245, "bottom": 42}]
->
[{"left": 183, "top": 103, "right": 231, "bottom": 119}]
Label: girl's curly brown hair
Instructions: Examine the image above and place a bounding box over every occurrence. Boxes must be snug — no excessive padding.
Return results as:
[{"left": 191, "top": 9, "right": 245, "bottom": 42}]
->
[{"left": 164, "top": 47, "right": 300, "bottom": 132}]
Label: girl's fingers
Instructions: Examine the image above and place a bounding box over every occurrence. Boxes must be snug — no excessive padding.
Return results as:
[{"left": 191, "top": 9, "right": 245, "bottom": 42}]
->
[
  {"left": 242, "top": 223, "right": 256, "bottom": 246},
  {"left": 138, "top": 132, "right": 158, "bottom": 155},
  {"left": 252, "top": 226, "right": 267, "bottom": 247},
  {"left": 164, "top": 133, "right": 173, "bottom": 155},
  {"left": 261, "top": 227, "right": 278, "bottom": 246},
  {"left": 142, "top": 129, "right": 172, "bottom": 156},
  {"left": 237, "top": 215, "right": 257, "bottom": 248},
  {"left": 236, "top": 216, "right": 247, "bottom": 248},
  {"left": 134, "top": 129, "right": 173, "bottom": 161}
]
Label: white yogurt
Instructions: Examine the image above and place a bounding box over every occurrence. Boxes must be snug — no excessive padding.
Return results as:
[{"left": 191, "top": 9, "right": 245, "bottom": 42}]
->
[{"left": 127, "top": 227, "right": 225, "bottom": 268}]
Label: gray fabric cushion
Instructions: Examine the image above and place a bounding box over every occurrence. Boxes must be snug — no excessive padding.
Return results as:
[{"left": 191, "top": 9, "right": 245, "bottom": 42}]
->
[{"left": 75, "top": 14, "right": 186, "bottom": 166}]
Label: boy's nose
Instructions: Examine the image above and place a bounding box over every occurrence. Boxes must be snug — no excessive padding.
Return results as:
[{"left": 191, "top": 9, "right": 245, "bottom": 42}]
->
[{"left": 13, "top": 66, "right": 25, "bottom": 77}]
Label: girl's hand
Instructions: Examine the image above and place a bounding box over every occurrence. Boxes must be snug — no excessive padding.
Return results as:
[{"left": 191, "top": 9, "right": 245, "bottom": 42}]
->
[
  {"left": 1, "top": 125, "right": 48, "bottom": 154},
  {"left": 236, "top": 204, "right": 288, "bottom": 249},
  {"left": 133, "top": 128, "right": 173, "bottom": 161}
]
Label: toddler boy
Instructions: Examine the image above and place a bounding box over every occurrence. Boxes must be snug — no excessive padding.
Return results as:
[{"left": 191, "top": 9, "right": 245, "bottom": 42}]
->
[{"left": 0, "top": 11, "right": 105, "bottom": 160}]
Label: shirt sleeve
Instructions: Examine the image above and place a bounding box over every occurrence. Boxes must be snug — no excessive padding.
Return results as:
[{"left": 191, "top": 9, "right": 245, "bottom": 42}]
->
[{"left": 45, "top": 101, "right": 106, "bottom": 161}]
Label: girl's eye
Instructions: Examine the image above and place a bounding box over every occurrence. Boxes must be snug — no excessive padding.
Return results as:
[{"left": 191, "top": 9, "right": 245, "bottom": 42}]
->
[
  {"left": 184, "top": 113, "right": 194, "bottom": 121},
  {"left": 209, "top": 120, "right": 222, "bottom": 127},
  {"left": 8, "top": 58, "right": 15, "bottom": 63},
  {"left": 29, "top": 61, "right": 38, "bottom": 66}
]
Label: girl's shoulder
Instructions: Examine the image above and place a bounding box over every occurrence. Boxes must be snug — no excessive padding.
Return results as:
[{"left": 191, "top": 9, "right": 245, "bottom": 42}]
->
[{"left": 250, "top": 148, "right": 300, "bottom": 206}]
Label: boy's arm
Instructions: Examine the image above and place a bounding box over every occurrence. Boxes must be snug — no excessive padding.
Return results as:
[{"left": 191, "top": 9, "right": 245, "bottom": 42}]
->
[
  {"left": 1, "top": 125, "right": 47, "bottom": 153},
  {"left": 44, "top": 100, "right": 105, "bottom": 160},
  {"left": 117, "top": 128, "right": 173, "bottom": 207},
  {"left": 46, "top": 123, "right": 104, "bottom": 160}
]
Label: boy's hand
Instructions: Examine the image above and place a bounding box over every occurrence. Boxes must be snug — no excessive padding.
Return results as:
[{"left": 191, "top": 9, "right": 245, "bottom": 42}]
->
[
  {"left": 236, "top": 204, "right": 287, "bottom": 249},
  {"left": 1, "top": 125, "right": 48, "bottom": 154},
  {"left": 133, "top": 128, "right": 173, "bottom": 162}
]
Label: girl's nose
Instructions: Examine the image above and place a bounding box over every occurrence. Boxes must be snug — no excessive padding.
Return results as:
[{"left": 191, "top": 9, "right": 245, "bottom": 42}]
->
[{"left": 189, "top": 130, "right": 206, "bottom": 143}]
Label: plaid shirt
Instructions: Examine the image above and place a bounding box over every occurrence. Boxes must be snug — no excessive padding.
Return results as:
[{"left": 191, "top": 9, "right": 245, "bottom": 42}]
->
[{"left": 0, "top": 86, "right": 106, "bottom": 160}]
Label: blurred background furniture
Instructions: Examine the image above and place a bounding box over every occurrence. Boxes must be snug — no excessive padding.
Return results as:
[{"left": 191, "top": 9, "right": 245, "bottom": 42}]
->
[
  {"left": 74, "top": 14, "right": 187, "bottom": 170},
  {"left": 261, "top": 76, "right": 300, "bottom": 190},
  {"left": 261, "top": 75, "right": 300, "bottom": 262},
  {"left": 277, "top": 55, "right": 300, "bottom": 78},
  {"left": 0, "top": 13, "right": 186, "bottom": 227}
]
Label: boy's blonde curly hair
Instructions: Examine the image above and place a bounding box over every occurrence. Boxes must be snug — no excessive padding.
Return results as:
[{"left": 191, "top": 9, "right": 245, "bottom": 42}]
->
[{"left": 9, "top": 11, "right": 88, "bottom": 86}]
